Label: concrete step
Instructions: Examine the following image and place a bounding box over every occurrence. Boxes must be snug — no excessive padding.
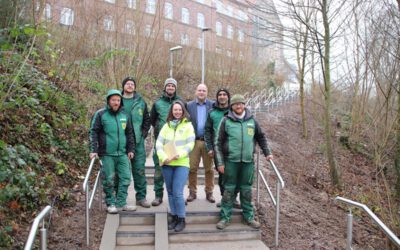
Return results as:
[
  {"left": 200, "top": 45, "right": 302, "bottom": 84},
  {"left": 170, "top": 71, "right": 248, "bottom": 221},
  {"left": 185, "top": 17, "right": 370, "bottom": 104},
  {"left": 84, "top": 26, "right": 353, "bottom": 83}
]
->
[
  {"left": 184, "top": 211, "right": 242, "bottom": 224},
  {"left": 168, "top": 222, "right": 260, "bottom": 244},
  {"left": 119, "top": 211, "right": 155, "bottom": 225},
  {"left": 169, "top": 239, "right": 268, "bottom": 250},
  {"left": 115, "top": 246, "right": 154, "bottom": 250},
  {"left": 116, "top": 225, "right": 155, "bottom": 246}
]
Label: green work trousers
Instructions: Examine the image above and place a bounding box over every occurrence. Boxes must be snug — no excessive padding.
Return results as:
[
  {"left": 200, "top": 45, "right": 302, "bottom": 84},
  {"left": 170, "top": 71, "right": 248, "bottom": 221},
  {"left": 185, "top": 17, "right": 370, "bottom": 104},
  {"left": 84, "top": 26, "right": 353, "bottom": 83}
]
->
[
  {"left": 220, "top": 160, "right": 254, "bottom": 222},
  {"left": 101, "top": 155, "right": 131, "bottom": 207},
  {"left": 131, "top": 138, "right": 147, "bottom": 201},
  {"left": 153, "top": 147, "right": 164, "bottom": 198}
]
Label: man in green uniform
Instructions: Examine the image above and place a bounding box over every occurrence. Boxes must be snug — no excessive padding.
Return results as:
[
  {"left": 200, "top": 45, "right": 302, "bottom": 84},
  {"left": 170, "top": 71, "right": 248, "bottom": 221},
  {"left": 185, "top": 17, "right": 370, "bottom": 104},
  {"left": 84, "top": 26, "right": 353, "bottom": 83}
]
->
[
  {"left": 204, "top": 88, "right": 240, "bottom": 208},
  {"left": 150, "top": 78, "right": 183, "bottom": 206},
  {"left": 89, "top": 90, "right": 136, "bottom": 214},
  {"left": 122, "top": 77, "right": 151, "bottom": 208},
  {"left": 215, "top": 94, "right": 273, "bottom": 229}
]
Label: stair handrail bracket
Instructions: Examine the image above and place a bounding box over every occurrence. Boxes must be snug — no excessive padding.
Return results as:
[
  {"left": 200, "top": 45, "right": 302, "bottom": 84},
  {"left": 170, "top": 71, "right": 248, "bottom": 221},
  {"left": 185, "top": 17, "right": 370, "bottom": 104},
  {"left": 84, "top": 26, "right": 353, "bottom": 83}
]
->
[
  {"left": 335, "top": 196, "right": 400, "bottom": 249},
  {"left": 24, "top": 205, "right": 52, "bottom": 250},
  {"left": 83, "top": 157, "right": 103, "bottom": 246},
  {"left": 256, "top": 151, "right": 285, "bottom": 247}
]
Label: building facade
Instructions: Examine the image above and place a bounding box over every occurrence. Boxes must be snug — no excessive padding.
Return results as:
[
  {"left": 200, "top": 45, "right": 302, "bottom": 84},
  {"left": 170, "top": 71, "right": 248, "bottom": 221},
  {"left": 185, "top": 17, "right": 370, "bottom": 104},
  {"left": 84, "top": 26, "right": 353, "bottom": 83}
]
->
[{"left": 37, "top": 0, "right": 284, "bottom": 69}]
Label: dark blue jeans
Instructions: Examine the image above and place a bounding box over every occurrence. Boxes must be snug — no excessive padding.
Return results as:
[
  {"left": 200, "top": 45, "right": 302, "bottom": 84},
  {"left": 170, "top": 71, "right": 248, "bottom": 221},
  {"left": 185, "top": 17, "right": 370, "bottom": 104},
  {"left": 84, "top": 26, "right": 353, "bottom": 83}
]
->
[{"left": 162, "top": 166, "right": 189, "bottom": 218}]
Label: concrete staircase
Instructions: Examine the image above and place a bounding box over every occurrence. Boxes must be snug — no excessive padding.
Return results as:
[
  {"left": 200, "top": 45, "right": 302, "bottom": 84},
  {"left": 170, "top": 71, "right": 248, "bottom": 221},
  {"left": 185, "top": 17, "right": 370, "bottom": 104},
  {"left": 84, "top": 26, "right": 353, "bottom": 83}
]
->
[{"left": 100, "top": 156, "right": 269, "bottom": 250}]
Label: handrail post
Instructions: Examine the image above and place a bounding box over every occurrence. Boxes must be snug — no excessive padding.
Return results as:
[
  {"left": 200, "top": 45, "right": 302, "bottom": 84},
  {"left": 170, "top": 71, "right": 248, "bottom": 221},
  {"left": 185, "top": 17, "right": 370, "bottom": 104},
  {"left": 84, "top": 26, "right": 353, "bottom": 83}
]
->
[
  {"left": 347, "top": 209, "right": 353, "bottom": 250},
  {"left": 40, "top": 222, "right": 47, "bottom": 250},
  {"left": 275, "top": 181, "right": 281, "bottom": 247},
  {"left": 86, "top": 182, "right": 90, "bottom": 246},
  {"left": 256, "top": 150, "right": 260, "bottom": 205}
]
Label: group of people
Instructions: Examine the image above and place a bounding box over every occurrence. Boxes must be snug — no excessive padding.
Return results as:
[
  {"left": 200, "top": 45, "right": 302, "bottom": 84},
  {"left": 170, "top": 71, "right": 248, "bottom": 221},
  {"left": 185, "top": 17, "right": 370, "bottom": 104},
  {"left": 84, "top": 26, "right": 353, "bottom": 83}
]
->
[{"left": 89, "top": 76, "right": 273, "bottom": 232}]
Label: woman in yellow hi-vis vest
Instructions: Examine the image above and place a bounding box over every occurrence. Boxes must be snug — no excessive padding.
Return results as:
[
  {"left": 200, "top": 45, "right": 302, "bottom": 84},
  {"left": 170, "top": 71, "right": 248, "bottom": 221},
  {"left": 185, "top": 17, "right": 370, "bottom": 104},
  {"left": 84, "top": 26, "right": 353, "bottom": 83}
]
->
[{"left": 156, "top": 100, "right": 195, "bottom": 232}]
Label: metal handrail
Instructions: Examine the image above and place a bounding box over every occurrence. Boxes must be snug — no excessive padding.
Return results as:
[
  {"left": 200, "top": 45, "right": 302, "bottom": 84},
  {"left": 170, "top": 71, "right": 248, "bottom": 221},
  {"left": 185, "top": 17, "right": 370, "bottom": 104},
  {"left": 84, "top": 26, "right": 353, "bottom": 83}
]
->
[
  {"left": 256, "top": 151, "right": 285, "bottom": 247},
  {"left": 335, "top": 196, "right": 400, "bottom": 249},
  {"left": 82, "top": 157, "right": 103, "bottom": 246},
  {"left": 24, "top": 205, "right": 52, "bottom": 250}
]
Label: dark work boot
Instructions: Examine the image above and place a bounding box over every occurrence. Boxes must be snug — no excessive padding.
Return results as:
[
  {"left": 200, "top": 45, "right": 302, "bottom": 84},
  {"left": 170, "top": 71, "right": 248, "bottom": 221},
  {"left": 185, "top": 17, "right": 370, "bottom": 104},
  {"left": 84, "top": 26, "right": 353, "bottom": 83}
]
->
[
  {"left": 174, "top": 217, "right": 186, "bottom": 232},
  {"left": 186, "top": 191, "right": 196, "bottom": 202},
  {"left": 168, "top": 215, "right": 178, "bottom": 230},
  {"left": 151, "top": 197, "right": 163, "bottom": 206}
]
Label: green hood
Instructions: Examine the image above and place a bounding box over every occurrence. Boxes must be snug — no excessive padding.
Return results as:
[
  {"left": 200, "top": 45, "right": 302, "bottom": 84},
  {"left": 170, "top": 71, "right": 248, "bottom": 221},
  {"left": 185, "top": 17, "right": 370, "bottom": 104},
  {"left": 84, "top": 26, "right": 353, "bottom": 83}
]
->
[{"left": 106, "top": 89, "right": 123, "bottom": 111}]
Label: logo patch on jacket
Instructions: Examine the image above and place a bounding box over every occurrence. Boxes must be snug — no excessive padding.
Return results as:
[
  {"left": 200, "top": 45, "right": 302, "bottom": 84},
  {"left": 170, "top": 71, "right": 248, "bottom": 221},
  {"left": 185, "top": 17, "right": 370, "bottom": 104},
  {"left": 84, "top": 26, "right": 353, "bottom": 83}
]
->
[
  {"left": 248, "top": 128, "right": 254, "bottom": 136},
  {"left": 138, "top": 108, "right": 143, "bottom": 116},
  {"left": 120, "top": 118, "right": 127, "bottom": 130}
]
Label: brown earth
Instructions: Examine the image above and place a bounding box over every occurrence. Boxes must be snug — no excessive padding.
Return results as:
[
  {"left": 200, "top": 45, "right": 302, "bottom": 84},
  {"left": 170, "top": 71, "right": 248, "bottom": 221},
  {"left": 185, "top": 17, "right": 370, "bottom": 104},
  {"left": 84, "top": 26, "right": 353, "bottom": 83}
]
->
[{"left": 45, "top": 98, "right": 398, "bottom": 249}]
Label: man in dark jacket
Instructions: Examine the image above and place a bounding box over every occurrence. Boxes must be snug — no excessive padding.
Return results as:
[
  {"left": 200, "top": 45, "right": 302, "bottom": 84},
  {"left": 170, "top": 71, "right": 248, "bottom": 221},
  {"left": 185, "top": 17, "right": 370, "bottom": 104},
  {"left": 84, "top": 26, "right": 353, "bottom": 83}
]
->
[
  {"left": 215, "top": 94, "right": 273, "bottom": 229},
  {"left": 186, "top": 84, "right": 215, "bottom": 203},
  {"left": 150, "top": 78, "right": 183, "bottom": 206},
  {"left": 89, "top": 90, "right": 136, "bottom": 214},
  {"left": 122, "top": 77, "right": 151, "bottom": 208},
  {"left": 204, "top": 88, "right": 239, "bottom": 208}
]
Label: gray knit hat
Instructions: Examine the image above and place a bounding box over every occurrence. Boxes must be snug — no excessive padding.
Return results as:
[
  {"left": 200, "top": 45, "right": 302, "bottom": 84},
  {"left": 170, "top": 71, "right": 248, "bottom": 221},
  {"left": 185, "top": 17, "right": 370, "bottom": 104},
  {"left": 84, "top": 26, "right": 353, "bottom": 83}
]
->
[{"left": 164, "top": 78, "right": 177, "bottom": 89}]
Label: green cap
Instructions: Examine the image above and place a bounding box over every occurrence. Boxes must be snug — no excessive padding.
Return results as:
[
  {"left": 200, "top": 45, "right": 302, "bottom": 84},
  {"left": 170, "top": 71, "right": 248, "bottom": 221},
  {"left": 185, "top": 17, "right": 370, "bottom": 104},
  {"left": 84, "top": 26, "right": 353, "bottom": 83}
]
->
[
  {"left": 230, "top": 94, "right": 245, "bottom": 106},
  {"left": 106, "top": 89, "right": 122, "bottom": 101}
]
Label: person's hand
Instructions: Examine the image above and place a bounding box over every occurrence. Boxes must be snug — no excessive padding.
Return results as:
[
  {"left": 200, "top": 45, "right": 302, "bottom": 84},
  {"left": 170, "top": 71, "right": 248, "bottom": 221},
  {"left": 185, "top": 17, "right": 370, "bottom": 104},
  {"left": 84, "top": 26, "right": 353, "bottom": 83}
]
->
[
  {"left": 266, "top": 154, "right": 273, "bottom": 161},
  {"left": 208, "top": 150, "right": 214, "bottom": 157},
  {"left": 128, "top": 152, "right": 134, "bottom": 160},
  {"left": 89, "top": 153, "right": 98, "bottom": 159},
  {"left": 217, "top": 165, "right": 225, "bottom": 174},
  {"left": 163, "top": 155, "right": 179, "bottom": 166}
]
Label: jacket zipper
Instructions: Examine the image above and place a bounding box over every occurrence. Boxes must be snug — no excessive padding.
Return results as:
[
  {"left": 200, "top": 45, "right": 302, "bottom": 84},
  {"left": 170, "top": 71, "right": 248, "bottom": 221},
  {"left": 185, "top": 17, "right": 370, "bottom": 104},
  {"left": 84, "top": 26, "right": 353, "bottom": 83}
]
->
[
  {"left": 115, "top": 114, "right": 120, "bottom": 155},
  {"left": 240, "top": 121, "right": 243, "bottom": 162}
]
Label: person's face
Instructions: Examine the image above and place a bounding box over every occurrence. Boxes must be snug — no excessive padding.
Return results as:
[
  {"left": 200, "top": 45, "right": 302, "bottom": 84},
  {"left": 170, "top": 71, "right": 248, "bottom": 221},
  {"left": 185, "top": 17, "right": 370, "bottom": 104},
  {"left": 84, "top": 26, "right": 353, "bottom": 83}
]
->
[
  {"left": 109, "top": 95, "right": 121, "bottom": 112},
  {"left": 165, "top": 83, "right": 176, "bottom": 96},
  {"left": 217, "top": 91, "right": 229, "bottom": 106},
  {"left": 232, "top": 102, "right": 245, "bottom": 115},
  {"left": 196, "top": 84, "right": 208, "bottom": 102},
  {"left": 172, "top": 103, "right": 183, "bottom": 119},
  {"left": 124, "top": 80, "right": 135, "bottom": 93}
]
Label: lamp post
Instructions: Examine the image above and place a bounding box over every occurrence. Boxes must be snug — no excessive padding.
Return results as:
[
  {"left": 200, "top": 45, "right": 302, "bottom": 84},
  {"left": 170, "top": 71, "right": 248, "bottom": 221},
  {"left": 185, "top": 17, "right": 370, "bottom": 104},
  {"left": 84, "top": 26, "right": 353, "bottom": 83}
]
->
[
  {"left": 201, "top": 27, "right": 211, "bottom": 84},
  {"left": 169, "top": 45, "right": 182, "bottom": 78}
]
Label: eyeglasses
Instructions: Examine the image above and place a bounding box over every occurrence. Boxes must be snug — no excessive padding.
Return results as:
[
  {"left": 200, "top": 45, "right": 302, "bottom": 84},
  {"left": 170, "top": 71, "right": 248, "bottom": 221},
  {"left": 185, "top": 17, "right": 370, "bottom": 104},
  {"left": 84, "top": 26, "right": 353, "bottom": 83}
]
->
[
  {"left": 218, "top": 93, "right": 227, "bottom": 96},
  {"left": 125, "top": 82, "right": 135, "bottom": 86}
]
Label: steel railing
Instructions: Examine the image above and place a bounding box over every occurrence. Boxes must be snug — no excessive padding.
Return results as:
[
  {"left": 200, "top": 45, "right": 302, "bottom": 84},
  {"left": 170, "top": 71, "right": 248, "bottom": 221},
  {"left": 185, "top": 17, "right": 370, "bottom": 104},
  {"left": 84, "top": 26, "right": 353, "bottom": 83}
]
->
[
  {"left": 256, "top": 151, "right": 285, "bottom": 247},
  {"left": 82, "top": 157, "right": 103, "bottom": 246},
  {"left": 335, "top": 196, "right": 400, "bottom": 249},
  {"left": 24, "top": 205, "right": 52, "bottom": 250}
]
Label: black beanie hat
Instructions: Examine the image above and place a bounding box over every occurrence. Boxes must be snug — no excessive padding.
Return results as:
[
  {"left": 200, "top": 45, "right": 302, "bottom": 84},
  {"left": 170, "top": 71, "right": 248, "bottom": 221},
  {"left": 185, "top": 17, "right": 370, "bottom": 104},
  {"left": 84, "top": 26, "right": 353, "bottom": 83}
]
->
[
  {"left": 216, "top": 88, "right": 231, "bottom": 105},
  {"left": 122, "top": 76, "right": 136, "bottom": 89}
]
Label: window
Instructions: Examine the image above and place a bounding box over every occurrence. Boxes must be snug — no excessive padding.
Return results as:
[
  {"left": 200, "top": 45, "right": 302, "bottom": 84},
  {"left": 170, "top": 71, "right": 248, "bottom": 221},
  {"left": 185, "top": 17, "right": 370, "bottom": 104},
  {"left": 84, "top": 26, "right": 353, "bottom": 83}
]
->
[
  {"left": 238, "top": 30, "right": 244, "bottom": 42},
  {"left": 127, "top": 0, "right": 136, "bottom": 9},
  {"left": 146, "top": 0, "right": 156, "bottom": 14},
  {"left": 60, "top": 8, "right": 74, "bottom": 26},
  {"left": 125, "top": 20, "right": 135, "bottom": 34},
  {"left": 104, "top": 15, "right": 114, "bottom": 31},
  {"left": 164, "top": 29, "right": 172, "bottom": 41},
  {"left": 227, "top": 25, "right": 233, "bottom": 39},
  {"left": 181, "top": 8, "right": 190, "bottom": 24},
  {"left": 197, "top": 37, "right": 202, "bottom": 49},
  {"left": 227, "top": 5, "right": 233, "bottom": 16},
  {"left": 164, "top": 2, "right": 173, "bottom": 19},
  {"left": 145, "top": 24, "right": 153, "bottom": 37},
  {"left": 216, "top": 21, "right": 222, "bottom": 36},
  {"left": 104, "top": 0, "right": 115, "bottom": 3},
  {"left": 216, "top": 46, "right": 222, "bottom": 54},
  {"left": 238, "top": 10, "right": 248, "bottom": 21},
  {"left": 197, "top": 13, "right": 204, "bottom": 28},
  {"left": 44, "top": 3, "right": 51, "bottom": 20},
  {"left": 227, "top": 49, "right": 232, "bottom": 57},
  {"left": 239, "top": 51, "right": 243, "bottom": 59},
  {"left": 196, "top": 0, "right": 204, "bottom": 3},
  {"left": 181, "top": 33, "right": 189, "bottom": 45}
]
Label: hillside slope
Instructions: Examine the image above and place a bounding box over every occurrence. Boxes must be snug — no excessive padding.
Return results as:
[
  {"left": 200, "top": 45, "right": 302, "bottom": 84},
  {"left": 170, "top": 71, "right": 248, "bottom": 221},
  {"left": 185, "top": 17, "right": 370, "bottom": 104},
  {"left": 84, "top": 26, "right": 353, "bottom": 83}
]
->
[{"left": 257, "top": 100, "right": 395, "bottom": 249}]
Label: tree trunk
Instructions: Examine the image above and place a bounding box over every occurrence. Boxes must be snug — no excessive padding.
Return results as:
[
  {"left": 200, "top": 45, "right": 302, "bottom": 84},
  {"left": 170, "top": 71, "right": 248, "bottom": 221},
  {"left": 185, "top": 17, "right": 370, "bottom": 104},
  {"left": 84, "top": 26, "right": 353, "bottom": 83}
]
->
[
  {"left": 300, "top": 27, "right": 309, "bottom": 139},
  {"left": 322, "top": 0, "right": 341, "bottom": 187}
]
